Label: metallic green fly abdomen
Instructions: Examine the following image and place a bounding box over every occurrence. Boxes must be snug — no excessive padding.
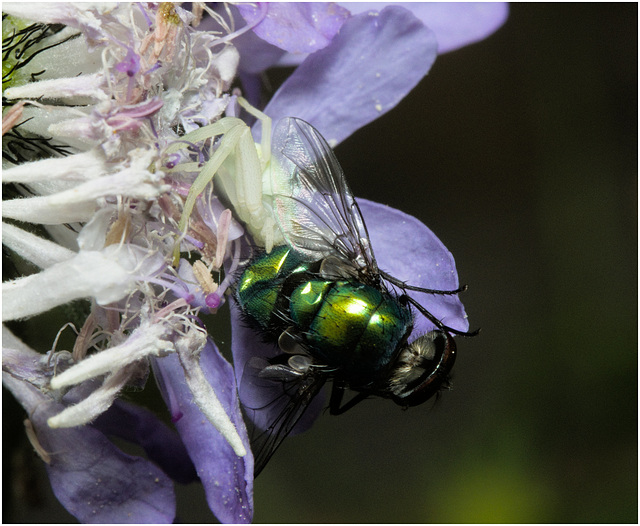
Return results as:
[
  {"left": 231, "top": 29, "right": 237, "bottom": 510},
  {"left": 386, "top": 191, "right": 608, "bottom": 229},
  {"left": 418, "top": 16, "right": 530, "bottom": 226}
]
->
[
  {"left": 293, "top": 281, "right": 412, "bottom": 381},
  {"left": 288, "top": 280, "right": 332, "bottom": 327},
  {"left": 238, "top": 248, "right": 413, "bottom": 382}
]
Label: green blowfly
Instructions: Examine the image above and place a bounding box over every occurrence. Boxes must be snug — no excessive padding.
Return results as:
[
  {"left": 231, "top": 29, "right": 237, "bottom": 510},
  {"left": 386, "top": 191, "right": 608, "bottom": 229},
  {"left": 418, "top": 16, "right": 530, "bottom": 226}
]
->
[{"left": 235, "top": 118, "right": 477, "bottom": 476}]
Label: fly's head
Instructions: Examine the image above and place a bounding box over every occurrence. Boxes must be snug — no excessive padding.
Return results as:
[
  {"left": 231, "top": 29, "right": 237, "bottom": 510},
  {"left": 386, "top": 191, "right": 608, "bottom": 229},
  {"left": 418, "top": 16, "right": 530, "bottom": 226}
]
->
[{"left": 387, "top": 330, "right": 457, "bottom": 407}]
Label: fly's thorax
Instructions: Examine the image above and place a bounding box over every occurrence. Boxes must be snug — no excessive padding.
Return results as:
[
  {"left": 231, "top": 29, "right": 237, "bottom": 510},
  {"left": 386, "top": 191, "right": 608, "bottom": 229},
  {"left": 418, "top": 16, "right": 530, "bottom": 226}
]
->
[{"left": 290, "top": 280, "right": 413, "bottom": 383}]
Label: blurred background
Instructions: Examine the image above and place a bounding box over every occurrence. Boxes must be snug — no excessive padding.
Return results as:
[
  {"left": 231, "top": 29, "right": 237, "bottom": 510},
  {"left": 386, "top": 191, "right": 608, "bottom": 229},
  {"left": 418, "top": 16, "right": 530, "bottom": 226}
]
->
[{"left": 5, "top": 3, "right": 637, "bottom": 523}]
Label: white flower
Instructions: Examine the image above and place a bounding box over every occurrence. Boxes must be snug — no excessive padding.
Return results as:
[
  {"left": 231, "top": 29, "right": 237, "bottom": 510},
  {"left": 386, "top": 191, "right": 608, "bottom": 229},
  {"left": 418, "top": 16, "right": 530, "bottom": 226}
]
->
[{"left": 2, "top": 2, "right": 248, "bottom": 457}]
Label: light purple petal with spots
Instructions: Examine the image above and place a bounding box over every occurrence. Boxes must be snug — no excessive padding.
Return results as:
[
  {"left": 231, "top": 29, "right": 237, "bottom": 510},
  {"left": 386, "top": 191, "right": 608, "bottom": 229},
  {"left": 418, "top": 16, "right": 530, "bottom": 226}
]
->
[
  {"left": 342, "top": 2, "right": 508, "bottom": 53},
  {"left": 359, "top": 198, "right": 470, "bottom": 335},
  {"left": 153, "top": 342, "right": 253, "bottom": 523},
  {"left": 262, "top": 5, "right": 437, "bottom": 147},
  {"left": 237, "top": 2, "right": 350, "bottom": 54},
  {"left": 93, "top": 400, "right": 198, "bottom": 485},
  {"left": 3, "top": 368, "right": 176, "bottom": 524},
  {"left": 276, "top": 2, "right": 508, "bottom": 67}
]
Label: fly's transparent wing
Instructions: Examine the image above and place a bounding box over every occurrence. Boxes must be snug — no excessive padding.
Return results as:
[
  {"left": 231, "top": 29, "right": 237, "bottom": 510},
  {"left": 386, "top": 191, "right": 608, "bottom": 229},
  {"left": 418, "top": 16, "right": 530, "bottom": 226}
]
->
[
  {"left": 270, "top": 117, "right": 378, "bottom": 276},
  {"left": 241, "top": 356, "right": 327, "bottom": 477}
]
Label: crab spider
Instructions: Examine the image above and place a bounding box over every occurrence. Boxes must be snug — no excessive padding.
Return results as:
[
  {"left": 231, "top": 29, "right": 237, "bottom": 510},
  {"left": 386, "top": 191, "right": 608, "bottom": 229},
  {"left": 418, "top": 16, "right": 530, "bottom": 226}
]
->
[{"left": 164, "top": 98, "right": 282, "bottom": 266}]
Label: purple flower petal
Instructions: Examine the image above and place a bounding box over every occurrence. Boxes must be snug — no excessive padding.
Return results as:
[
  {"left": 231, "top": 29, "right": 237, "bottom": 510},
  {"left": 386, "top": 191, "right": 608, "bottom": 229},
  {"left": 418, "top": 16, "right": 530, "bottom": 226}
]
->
[
  {"left": 274, "top": 2, "right": 508, "bottom": 67},
  {"left": 2, "top": 346, "right": 54, "bottom": 389},
  {"left": 93, "top": 400, "right": 198, "bottom": 485},
  {"left": 262, "top": 5, "right": 437, "bottom": 146},
  {"left": 342, "top": 2, "right": 508, "bottom": 53},
  {"left": 153, "top": 341, "right": 253, "bottom": 523},
  {"left": 230, "top": 299, "right": 326, "bottom": 435},
  {"left": 235, "top": 30, "right": 287, "bottom": 74},
  {"left": 3, "top": 370, "right": 176, "bottom": 524},
  {"left": 359, "top": 198, "right": 470, "bottom": 335},
  {"left": 197, "top": 5, "right": 286, "bottom": 75},
  {"left": 237, "top": 2, "right": 350, "bottom": 54},
  {"left": 114, "top": 46, "right": 140, "bottom": 77},
  {"left": 238, "top": 70, "right": 266, "bottom": 108}
]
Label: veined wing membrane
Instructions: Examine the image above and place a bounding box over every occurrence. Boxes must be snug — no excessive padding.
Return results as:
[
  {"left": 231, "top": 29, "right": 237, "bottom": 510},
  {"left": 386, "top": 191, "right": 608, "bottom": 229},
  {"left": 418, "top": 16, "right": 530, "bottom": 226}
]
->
[
  {"left": 270, "top": 118, "right": 378, "bottom": 276},
  {"left": 241, "top": 356, "right": 327, "bottom": 477}
]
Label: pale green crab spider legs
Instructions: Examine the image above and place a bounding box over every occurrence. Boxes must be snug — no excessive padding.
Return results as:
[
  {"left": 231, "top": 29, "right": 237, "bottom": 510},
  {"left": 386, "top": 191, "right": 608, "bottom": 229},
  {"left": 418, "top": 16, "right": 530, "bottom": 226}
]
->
[{"left": 164, "top": 98, "right": 277, "bottom": 266}]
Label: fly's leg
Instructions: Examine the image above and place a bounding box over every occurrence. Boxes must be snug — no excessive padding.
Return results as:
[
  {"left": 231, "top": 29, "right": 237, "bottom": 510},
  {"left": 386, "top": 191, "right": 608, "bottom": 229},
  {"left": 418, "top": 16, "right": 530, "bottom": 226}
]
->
[
  {"left": 380, "top": 269, "right": 468, "bottom": 295},
  {"left": 399, "top": 293, "right": 480, "bottom": 338},
  {"left": 329, "top": 381, "right": 369, "bottom": 415}
]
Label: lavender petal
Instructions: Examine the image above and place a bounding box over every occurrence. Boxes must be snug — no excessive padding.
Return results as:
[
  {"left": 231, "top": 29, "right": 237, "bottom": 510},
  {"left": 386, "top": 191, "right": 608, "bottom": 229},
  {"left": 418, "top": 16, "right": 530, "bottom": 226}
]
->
[
  {"left": 237, "top": 3, "right": 350, "bottom": 54},
  {"left": 262, "top": 5, "right": 437, "bottom": 146},
  {"left": 153, "top": 342, "right": 253, "bottom": 523},
  {"left": 93, "top": 400, "right": 198, "bottom": 485},
  {"left": 3, "top": 372, "right": 176, "bottom": 524},
  {"left": 343, "top": 2, "right": 509, "bottom": 53},
  {"left": 359, "top": 198, "right": 470, "bottom": 335}
]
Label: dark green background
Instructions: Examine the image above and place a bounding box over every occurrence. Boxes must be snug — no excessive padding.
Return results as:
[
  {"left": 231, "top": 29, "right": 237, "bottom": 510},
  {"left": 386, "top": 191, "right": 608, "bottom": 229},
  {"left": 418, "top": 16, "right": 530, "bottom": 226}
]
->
[{"left": 5, "top": 3, "right": 637, "bottom": 523}]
